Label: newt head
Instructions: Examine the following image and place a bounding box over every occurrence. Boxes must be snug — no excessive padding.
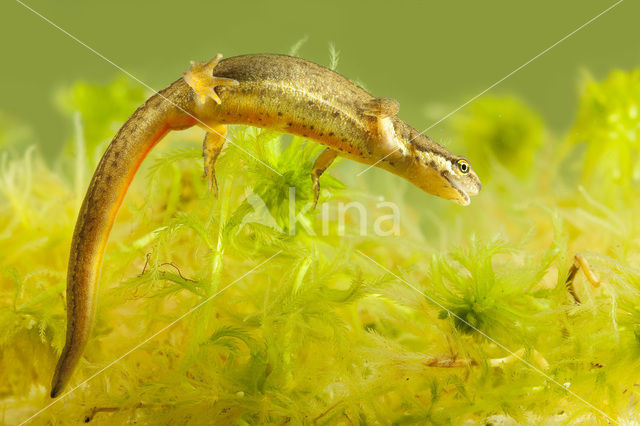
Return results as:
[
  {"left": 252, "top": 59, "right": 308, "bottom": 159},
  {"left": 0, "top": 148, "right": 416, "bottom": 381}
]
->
[
  {"left": 407, "top": 152, "right": 480, "bottom": 205},
  {"left": 379, "top": 127, "right": 482, "bottom": 206},
  {"left": 431, "top": 155, "right": 482, "bottom": 206},
  {"left": 360, "top": 99, "right": 480, "bottom": 206}
]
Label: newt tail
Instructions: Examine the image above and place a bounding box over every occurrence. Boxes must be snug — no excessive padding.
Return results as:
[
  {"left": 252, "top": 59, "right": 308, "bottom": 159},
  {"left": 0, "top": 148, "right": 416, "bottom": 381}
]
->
[
  {"left": 51, "top": 53, "right": 480, "bottom": 398},
  {"left": 50, "top": 81, "right": 196, "bottom": 397}
]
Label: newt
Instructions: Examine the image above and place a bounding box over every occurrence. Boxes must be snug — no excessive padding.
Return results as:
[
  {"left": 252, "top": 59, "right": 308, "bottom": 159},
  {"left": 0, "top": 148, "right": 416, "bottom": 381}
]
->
[{"left": 50, "top": 53, "right": 481, "bottom": 397}]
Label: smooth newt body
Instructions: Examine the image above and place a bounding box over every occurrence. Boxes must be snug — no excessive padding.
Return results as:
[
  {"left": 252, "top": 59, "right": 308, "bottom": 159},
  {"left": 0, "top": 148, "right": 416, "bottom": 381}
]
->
[{"left": 50, "top": 53, "right": 481, "bottom": 397}]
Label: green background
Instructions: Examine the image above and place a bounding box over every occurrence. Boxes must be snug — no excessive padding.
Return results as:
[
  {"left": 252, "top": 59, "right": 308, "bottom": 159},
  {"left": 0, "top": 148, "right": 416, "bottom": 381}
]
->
[{"left": 1, "top": 0, "right": 638, "bottom": 159}]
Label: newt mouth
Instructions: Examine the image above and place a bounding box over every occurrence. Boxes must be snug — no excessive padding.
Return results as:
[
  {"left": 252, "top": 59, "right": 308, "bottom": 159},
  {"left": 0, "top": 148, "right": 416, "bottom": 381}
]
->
[
  {"left": 451, "top": 186, "right": 471, "bottom": 206},
  {"left": 446, "top": 173, "right": 481, "bottom": 206}
]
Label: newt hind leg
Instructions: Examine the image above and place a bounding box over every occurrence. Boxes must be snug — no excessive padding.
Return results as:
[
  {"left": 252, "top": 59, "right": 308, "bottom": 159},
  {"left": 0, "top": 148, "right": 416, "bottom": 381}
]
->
[
  {"left": 203, "top": 125, "right": 227, "bottom": 196},
  {"left": 183, "top": 54, "right": 239, "bottom": 104}
]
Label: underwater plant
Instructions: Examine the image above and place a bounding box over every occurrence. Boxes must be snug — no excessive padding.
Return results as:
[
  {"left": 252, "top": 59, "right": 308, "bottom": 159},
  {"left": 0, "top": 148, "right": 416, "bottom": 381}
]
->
[
  {"left": 569, "top": 69, "right": 640, "bottom": 207},
  {"left": 2, "top": 67, "right": 640, "bottom": 424}
]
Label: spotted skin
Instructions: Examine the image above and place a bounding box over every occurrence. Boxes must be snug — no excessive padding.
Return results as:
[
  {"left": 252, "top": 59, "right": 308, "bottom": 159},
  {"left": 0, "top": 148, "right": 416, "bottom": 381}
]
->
[{"left": 50, "top": 53, "right": 480, "bottom": 398}]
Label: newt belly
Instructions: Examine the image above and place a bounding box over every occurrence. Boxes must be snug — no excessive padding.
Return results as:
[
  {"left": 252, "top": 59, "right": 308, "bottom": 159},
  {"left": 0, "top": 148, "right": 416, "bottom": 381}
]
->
[{"left": 50, "top": 53, "right": 480, "bottom": 397}]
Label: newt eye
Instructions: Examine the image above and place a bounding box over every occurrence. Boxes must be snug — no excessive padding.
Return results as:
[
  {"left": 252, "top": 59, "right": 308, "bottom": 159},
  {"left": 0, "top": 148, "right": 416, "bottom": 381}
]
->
[{"left": 456, "top": 159, "right": 470, "bottom": 174}]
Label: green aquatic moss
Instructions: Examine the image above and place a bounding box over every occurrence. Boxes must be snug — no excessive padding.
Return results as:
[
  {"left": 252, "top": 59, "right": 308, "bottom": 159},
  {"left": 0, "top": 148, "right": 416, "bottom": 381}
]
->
[
  {"left": 2, "top": 70, "right": 640, "bottom": 424},
  {"left": 56, "top": 76, "right": 147, "bottom": 162},
  {"left": 450, "top": 96, "right": 545, "bottom": 180},
  {"left": 569, "top": 69, "right": 640, "bottom": 206}
]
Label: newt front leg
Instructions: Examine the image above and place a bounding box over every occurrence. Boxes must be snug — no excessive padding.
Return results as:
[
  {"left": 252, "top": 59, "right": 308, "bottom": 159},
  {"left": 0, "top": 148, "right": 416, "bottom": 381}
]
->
[{"left": 311, "top": 148, "right": 338, "bottom": 209}]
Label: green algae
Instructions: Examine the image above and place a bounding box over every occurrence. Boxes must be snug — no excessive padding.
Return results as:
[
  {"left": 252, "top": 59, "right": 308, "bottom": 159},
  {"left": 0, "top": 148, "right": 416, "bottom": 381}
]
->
[{"left": 2, "top": 69, "right": 640, "bottom": 424}]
